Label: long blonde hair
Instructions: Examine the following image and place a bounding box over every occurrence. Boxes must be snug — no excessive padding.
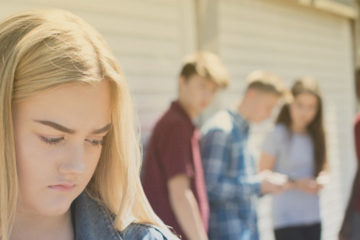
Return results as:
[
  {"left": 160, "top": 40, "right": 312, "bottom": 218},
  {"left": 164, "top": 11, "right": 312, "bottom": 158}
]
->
[{"left": 0, "top": 9, "right": 175, "bottom": 239}]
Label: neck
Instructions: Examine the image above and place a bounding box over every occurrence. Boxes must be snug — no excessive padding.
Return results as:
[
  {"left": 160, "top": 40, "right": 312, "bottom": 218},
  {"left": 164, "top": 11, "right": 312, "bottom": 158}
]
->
[
  {"left": 291, "top": 123, "right": 307, "bottom": 134},
  {"left": 177, "top": 97, "right": 197, "bottom": 120},
  {"left": 11, "top": 209, "right": 74, "bottom": 240}
]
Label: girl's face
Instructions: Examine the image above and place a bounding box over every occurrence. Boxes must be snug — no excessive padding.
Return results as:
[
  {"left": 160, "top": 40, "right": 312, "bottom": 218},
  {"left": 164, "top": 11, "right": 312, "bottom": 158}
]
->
[
  {"left": 290, "top": 92, "right": 319, "bottom": 131},
  {"left": 13, "top": 81, "right": 111, "bottom": 217}
]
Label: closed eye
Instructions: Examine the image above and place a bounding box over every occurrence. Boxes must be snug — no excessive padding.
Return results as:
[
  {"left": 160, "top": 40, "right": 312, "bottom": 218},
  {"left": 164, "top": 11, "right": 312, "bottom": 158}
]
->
[
  {"left": 39, "top": 136, "right": 64, "bottom": 145},
  {"left": 85, "top": 138, "right": 104, "bottom": 147}
]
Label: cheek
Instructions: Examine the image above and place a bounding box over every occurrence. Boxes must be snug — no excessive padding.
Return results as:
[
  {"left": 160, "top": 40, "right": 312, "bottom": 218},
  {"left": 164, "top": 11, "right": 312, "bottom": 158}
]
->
[
  {"left": 207, "top": 91, "right": 216, "bottom": 102},
  {"left": 262, "top": 108, "right": 272, "bottom": 119},
  {"left": 259, "top": 103, "right": 270, "bottom": 116},
  {"left": 88, "top": 152, "right": 101, "bottom": 173},
  {"left": 83, "top": 148, "right": 102, "bottom": 176},
  {"left": 194, "top": 92, "right": 205, "bottom": 105},
  {"left": 16, "top": 138, "right": 56, "bottom": 200},
  {"left": 289, "top": 106, "right": 299, "bottom": 119},
  {"left": 80, "top": 155, "right": 100, "bottom": 190},
  {"left": 306, "top": 110, "right": 317, "bottom": 122},
  {"left": 16, "top": 133, "right": 46, "bottom": 177}
]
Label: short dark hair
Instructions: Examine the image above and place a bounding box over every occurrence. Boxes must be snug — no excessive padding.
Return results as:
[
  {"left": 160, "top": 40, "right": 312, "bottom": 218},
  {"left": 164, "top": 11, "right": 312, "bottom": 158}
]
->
[
  {"left": 245, "top": 70, "right": 286, "bottom": 97},
  {"left": 179, "top": 51, "right": 229, "bottom": 88}
]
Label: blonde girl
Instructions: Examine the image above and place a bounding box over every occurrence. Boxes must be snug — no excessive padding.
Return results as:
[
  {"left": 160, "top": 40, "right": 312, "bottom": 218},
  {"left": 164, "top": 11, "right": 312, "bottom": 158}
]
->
[{"left": 0, "top": 9, "right": 177, "bottom": 240}]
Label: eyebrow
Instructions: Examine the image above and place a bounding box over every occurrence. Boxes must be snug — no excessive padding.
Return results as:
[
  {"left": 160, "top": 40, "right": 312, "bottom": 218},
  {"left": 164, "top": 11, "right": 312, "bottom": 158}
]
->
[{"left": 34, "top": 120, "right": 111, "bottom": 134}]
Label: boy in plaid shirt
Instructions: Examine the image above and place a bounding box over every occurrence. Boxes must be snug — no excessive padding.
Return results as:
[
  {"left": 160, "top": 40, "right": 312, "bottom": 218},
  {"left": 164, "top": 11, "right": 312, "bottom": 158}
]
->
[{"left": 200, "top": 70, "right": 289, "bottom": 240}]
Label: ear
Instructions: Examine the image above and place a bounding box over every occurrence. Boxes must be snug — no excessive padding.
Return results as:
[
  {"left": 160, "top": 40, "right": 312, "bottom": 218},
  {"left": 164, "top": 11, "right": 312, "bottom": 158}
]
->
[
  {"left": 246, "top": 88, "right": 256, "bottom": 98},
  {"left": 179, "top": 76, "right": 189, "bottom": 90},
  {"left": 178, "top": 76, "right": 185, "bottom": 87}
]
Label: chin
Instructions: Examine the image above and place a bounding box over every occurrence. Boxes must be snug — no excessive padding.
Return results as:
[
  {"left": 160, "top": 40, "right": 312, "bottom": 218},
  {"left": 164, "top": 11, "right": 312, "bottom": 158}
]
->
[
  {"left": 254, "top": 117, "right": 266, "bottom": 123},
  {"left": 36, "top": 196, "right": 75, "bottom": 217},
  {"left": 41, "top": 202, "right": 72, "bottom": 216}
]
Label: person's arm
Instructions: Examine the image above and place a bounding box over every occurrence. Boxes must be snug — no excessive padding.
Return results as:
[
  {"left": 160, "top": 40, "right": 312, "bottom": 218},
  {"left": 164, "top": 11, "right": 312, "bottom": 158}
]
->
[
  {"left": 259, "top": 126, "right": 280, "bottom": 173},
  {"left": 259, "top": 130, "right": 296, "bottom": 193},
  {"left": 291, "top": 178, "right": 321, "bottom": 194},
  {"left": 258, "top": 153, "right": 276, "bottom": 172},
  {"left": 260, "top": 149, "right": 322, "bottom": 194},
  {"left": 157, "top": 123, "right": 206, "bottom": 239},
  {"left": 258, "top": 153, "right": 290, "bottom": 193},
  {"left": 293, "top": 154, "right": 330, "bottom": 194},
  {"left": 168, "top": 174, "right": 208, "bottom": 240},
  {"left": 315, "top": 164, "right": 330, "bottom": 188}
]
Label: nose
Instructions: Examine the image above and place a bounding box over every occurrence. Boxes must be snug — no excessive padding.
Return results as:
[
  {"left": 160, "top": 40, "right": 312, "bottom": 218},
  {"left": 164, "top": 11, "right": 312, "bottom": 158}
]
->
[{"left": 58, "top": 143, "right": 85, "bottom": 175}]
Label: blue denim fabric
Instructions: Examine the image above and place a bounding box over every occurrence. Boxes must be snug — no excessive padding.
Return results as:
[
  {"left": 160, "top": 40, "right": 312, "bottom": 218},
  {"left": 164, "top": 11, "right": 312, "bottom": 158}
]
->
[{"left": 72, "top": 192, "right": 169, "bottom": 240}]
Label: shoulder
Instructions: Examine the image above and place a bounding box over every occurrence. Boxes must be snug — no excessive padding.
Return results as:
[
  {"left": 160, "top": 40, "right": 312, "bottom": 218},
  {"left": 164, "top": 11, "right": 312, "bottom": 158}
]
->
[
  {"left": 201, "top": 110, "right": 234, "bottom": 136},
  {"left": 154, "top": 109, "right": 192, "bottom": 136},
  {"left": 273, "top": 123, "right": 287, "bottom": 132},
  {"left": 271, "top": 123, "right": 289, "bottom": 137},
  {"left": 72, "top": 193, "right": 177, "bottom": 240},
  {"left": 263, "top": 124, "right": 289, "bottom": 147},
  {"left": 122, "top": 223, "right": 176, "bottom": 240}
]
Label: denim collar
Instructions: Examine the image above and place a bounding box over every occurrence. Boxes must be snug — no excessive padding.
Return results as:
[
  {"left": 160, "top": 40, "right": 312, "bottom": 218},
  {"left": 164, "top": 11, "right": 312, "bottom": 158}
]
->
[
  {"left": 71, "top": 192, "right": 170, "bottom": 239},
  {"left": 71, "top": 192, "right": 123, "bottom": 240}
]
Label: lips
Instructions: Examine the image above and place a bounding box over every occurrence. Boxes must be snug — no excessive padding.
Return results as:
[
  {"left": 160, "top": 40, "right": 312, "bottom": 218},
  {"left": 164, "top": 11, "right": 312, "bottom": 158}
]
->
[{"left": 48, "top": 183, "right": 76, "bottom": 192}]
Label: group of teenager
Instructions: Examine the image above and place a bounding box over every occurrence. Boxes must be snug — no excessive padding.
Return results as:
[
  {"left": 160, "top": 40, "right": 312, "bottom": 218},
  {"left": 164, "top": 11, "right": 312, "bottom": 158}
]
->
[
  {"left": 0, "top": 8, "right": 359, "bottom": 240},
  {"left": 141, "top": 52, "right": 360, "bottom": 240}
]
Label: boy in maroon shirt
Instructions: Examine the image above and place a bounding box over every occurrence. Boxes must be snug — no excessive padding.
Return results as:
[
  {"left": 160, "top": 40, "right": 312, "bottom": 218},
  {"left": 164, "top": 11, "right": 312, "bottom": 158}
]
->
[{"left": 142, "top": 52, "right": 229, "bottom": 240}]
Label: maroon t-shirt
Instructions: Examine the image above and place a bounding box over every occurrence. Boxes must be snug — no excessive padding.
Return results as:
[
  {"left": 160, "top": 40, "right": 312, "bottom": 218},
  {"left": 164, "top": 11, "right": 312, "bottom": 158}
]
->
[{"left": 142, "top": 101, "right": 209, "bottom": 240}]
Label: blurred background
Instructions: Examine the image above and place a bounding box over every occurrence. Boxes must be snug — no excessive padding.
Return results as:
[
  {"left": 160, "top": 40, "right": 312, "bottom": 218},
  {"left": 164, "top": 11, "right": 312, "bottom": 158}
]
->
[{"left": 1, "top": 0, "right": 359, "bottom": 239}]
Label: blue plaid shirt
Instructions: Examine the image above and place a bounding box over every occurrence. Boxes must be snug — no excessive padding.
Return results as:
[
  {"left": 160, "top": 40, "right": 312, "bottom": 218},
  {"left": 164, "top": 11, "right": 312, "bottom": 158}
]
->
[{"left": 200, "top": 110, "right": 261, "bottom": 240}]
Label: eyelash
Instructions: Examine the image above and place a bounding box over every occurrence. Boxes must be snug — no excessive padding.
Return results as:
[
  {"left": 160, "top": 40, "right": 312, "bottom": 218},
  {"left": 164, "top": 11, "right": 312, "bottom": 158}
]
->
[
  {"left": 40, "top": 136, "right": 64, "bottom": 145},
  {"left": 85, "top": 139, "right": 104, "bottom": 146},
  {"left": 39, "top": 136, "right": 104, "bottom": 147}
]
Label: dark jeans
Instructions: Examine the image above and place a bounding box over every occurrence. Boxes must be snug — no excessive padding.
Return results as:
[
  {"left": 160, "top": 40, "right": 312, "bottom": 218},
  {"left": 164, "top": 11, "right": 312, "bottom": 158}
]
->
[{"left": 274, "top": 223, "right": 321, "bottom": 240}]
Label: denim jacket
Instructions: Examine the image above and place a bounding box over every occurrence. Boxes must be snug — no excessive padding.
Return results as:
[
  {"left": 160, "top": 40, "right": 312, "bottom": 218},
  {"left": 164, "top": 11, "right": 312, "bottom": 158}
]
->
[{"left": 71, "top": 192, "right": 170, "bottom": 240}]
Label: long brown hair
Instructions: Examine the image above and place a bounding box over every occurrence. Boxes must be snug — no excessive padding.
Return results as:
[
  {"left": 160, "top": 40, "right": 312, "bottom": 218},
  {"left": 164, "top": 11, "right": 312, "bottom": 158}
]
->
[{"left": 276, "top": 77, "right": 327, "bottom": 177}]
